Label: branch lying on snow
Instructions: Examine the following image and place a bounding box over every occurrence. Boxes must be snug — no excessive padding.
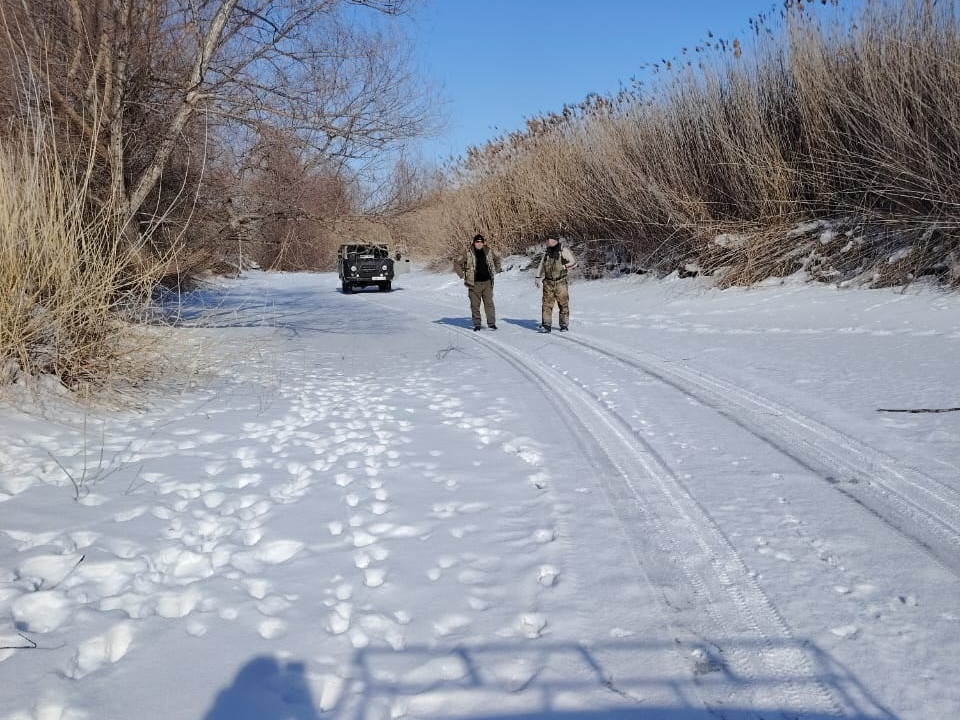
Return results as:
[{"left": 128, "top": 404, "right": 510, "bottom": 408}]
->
[
  {"left": 44, "top": 554, "right": 86, "bottom": 591},
  {"left": 1, "top": 633, "right": 37, "bottom": 650},
  {"left": 877, "top": 407, "right": 960, "bottom": 413}
]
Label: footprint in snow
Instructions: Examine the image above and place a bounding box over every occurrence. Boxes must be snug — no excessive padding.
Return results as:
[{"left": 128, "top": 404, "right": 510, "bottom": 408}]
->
[
  {"left": 11, "top": 590, "right": 73, "bottom": 633},
  {"left": 515, "top": 613, "right": 548, "bottom": 639},
  {"left": 364, "top": 568, "right": 387, "bottom": 587},
  {"left": 537, "top": 565, "right": 560, "bottom": 587},
  {"left": 203, "top": 460, "right": 228, "bottom": 477},
  {"left": 467, "top": 595, "right": 493, "bottom": 611},
  {"left": 154, "top": 587, "right": 205, "bottom": 618},
  {"left": 231, "top": 540, "right": 305, "bottom": 574},
  {"left": 502, "top": 436, "right": 545, "bottom": 465},
  {"left": 430, "top": 501, "right": 489, "bottom": 519},
  {"left": 830, "top": 624, "right": 860, "bottom": 640},
  {"left": 201, "top": 491, "right": 227, "bottom": 509},
  {"left": 533, "top": 528, "right": 556, "bottom": 544},
  {"left": 369, "top": 545, "right": 390, "bottom": 561},
  {"left": 16, "top": 553, "right": 85, "bottom": 590},
  {"left": 528, "top": 472, "right": 549, "bottom": 490},
  {"left": 456, "top": 569, "right": 491, "bottom": 586},
  {"left": 65, "top": 622, "right": 135, "bottom": 679},
  {"left": 113, "top": 506, "right": 148, "bottom": 522},
  {"left": 432, "top": 614, "right": 473, "bottom": 638},
  {"left": 237, "top": 526, "right": 264, "bottom": 547},
  {"left": 257, "top": 618, "right": 287, "bottom": 639},
  {"left": 351, "top": 530, "right": 377, "bottom": 548},
  {"left": 489, "top": 657, "right": 539, "bottom": 692},
  {"left": 232, "top": 446, "right": 260, "bottom": 468},
  {"left": 357, "top": 613, "right": 405, "bottom": 650},
  {"left": 243, "top": 578, "right": 271, "bottom": 599},
  {"left": 328, "top": 602, "right": 352, "bottom": 635},
  {"left": 401, "top": 654, "right": 471, "bottom": 689},
  {"left": 354, "top": 548, "right": 388, "bottom": 569},
  {"left": 231, "top": 498, "right": 272, "bottom": 522},
  {"left": 257, "top": 595, "right": 292, "bottom": 616},
  {"left": 270, "top": 474, "right": 312, "bottom": 503}
]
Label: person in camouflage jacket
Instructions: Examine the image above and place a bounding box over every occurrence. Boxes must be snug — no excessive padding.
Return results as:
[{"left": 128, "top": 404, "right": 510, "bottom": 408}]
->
[
  {"left": 455, "top": 233, "right": 503, "bottom": 330},
  {"left": 535, "top": 232, "right": 577, "bottom": 332}
]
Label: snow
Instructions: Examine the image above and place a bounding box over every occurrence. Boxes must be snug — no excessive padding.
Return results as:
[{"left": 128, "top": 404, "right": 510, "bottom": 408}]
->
[{"left": 1, "top": 261, "right": 959, "bottom": 720}]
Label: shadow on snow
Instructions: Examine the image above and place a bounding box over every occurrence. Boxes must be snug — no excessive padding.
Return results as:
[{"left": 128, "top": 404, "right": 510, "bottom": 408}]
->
[
  {"left": 202, "top": 656, "right": 320, "bottom": 720},
  {"left": 434, "top": 317, "right": 541, "bottom": 331},
  {"left": 159, "top": 282, "right": 406, "bottom": 336},
  {"left": 200, "top": 638, "right": 898, "bottom": 720}
]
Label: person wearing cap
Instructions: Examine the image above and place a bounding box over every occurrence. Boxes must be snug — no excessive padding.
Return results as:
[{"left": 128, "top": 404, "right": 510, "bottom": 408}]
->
[
  {"left": 454, "top": 233, "right": 503, "bottom": 330},
  {"left": 534, "top": 232, "right": 577, "bottom": 332}
]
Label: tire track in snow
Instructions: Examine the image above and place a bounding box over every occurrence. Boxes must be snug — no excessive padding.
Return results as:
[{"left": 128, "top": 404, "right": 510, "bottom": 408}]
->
[
  {"left": 462, "top": 328, "right": 843, "bottom": 718},
  {"left": 360, "top": 291, "right": 841, "bottom": 712},
  {"left": 557, "top": 332, "right": 960, "bottom": 579}
]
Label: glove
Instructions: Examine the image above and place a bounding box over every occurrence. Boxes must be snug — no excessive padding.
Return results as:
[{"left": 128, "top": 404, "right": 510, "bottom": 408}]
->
[{"left": 535, "top": 279, "right": 542, "bottom": 289}]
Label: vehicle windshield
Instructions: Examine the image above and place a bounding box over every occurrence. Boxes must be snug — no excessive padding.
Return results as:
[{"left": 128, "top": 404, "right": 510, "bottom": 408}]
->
[{"left": 342, "top": 244, "right": 388, "bottom": 259}]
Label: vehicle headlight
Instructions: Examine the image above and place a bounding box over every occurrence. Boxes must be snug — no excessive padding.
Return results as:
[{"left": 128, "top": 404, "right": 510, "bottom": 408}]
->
[
  {"left": 381, "top": 264, "right": 388, "bottom": 271},
  {"left": 350, "top": 265, "right": 357, "bottom": 272}
]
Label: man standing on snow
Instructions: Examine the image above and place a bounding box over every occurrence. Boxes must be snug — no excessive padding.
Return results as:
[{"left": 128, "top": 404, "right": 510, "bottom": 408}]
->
[
  {"left": 535, "top": 231, "right": 577, "bottom": 333},
  {"left": 455, "top": 233, "right": 503, "bottom": 330}
]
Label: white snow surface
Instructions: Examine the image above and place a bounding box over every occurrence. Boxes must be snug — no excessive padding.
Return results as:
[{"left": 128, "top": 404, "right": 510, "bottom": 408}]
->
[{"left": 1, "top": 261, "right": 959, "bottom": 720}]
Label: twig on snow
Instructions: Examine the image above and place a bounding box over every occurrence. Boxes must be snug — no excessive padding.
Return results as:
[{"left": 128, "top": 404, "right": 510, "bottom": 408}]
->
[
  {"left": 877, "top": 407, "right": 960, "bottom": 413},
  {"left": 1, "top": 633, "right": 37, "bottom": 650},
  {"left": 436, "top": 345, "right": 463, "bottom": 360},
  {"left": 44, "top": 554, "right": 86, "bottom": 591}
]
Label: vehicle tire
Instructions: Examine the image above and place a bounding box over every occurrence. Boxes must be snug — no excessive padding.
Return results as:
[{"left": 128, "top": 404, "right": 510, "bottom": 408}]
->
[
  {"left": 379, "top": 281, "right": 392, "bottom": 292},
  {"left": 342, "top": 281, "right": 352, "bottom": 294}
]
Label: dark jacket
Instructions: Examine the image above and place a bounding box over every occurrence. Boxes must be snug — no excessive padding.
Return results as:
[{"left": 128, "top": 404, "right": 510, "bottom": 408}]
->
[{"left": 455, "top": 245, "right": 503, "bottom": 287}]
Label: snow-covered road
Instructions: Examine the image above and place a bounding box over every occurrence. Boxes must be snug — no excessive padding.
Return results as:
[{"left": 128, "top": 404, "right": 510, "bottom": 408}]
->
[{"left": 1, "top": 263, "right": 958, "bottom": 719}]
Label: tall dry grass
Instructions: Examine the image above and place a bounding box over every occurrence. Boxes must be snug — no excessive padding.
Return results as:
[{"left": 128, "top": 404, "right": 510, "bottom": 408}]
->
[
  {"left": 0, "top": 122, "right": 164, "bottom": 390},
  {"left": 403, "top": 0, "right": 960, "bottom": 287}
]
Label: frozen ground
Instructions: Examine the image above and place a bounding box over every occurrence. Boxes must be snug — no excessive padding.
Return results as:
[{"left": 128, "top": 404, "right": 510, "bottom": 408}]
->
[{"left": 1, "top": 261, "right": 958, "bottom": 719}]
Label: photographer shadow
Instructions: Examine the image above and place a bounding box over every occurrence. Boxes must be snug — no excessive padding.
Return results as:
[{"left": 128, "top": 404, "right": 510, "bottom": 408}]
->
[{"left": 202, "top": 656, "right": 319, "bottom": 720}]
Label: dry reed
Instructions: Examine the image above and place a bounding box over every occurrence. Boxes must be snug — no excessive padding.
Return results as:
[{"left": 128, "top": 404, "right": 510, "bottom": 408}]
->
[
  {"left": 399, "top": 0, "right": 960, "bottom": 287},
  {"left": 0, "top": 121, "right": 164, "bottom": 390}
]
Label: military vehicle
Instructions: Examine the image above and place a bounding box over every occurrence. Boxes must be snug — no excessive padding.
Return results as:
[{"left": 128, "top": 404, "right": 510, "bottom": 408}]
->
[{"left": 337, "top": 243, "right": 394, "bottom": 293}]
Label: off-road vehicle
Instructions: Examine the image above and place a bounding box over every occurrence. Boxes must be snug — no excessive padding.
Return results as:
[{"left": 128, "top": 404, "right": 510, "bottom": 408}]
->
[{"left": 337, "top": 243, "right": 394, "bottom": 293}]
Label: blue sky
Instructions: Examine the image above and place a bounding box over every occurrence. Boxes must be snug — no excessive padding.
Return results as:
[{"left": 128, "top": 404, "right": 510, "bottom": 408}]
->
[{"left": 407, "top": 0, "right": 781, "bottom": 164}]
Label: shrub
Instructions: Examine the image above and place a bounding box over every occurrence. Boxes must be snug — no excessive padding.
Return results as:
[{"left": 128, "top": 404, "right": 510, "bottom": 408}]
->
[{"left": 0, "top": 123, "right": 163, "bottom": 390}]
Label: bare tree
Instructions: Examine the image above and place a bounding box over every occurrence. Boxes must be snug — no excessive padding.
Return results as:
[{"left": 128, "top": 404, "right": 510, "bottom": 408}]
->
[
  {"left": 0, "top": 0, "right": 434, "bottom": 244},
  {"left": 240, "top": 127, "right": 353, "bottom": 269}
]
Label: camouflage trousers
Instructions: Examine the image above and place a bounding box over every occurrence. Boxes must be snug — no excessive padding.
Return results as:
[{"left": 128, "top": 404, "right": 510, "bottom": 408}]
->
[
  {"left": 468, "top": 280, "right": 496, "bottom": 327},
  {"left": 541, "top": 279, "right": 569, "bottom": 328}
]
